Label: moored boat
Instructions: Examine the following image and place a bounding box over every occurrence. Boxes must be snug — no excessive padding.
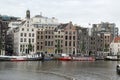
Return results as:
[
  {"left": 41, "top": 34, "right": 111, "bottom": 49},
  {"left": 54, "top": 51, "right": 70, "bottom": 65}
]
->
[
  {"left": 58, "top": 56, "right": 72, "bottom": 61},
  {"left": 58, "top": 54, "right": 95, "bottom": 61},
  {"left": 0, "top": 54, "right": 42, "bottom": 61},
  {"left": 104, "top": 55, "right": 120, "bottom": 61},
  {"left": 72, "top": 56, "right": 95, "bottom": 61}
]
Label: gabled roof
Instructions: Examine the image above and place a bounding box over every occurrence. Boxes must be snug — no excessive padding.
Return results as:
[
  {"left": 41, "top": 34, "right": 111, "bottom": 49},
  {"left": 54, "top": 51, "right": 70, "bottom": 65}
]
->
[{"left": 57, "top": 23, "right": 68, "bottom": 29}]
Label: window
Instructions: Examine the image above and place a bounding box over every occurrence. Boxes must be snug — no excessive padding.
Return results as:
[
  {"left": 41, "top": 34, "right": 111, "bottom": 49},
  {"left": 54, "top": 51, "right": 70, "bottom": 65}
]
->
[
  {"left": 32, "top": 33, "right": 34, "bottom": 37},
  {"left": 66, "top": 31, "right": 68, "bottom": 34},
  {"left": 48, "top": 41, "right": 50, "bottom": 46},
  {"left": 37, "top": 36, "right": 39, "bottom": 39},
  {"left": 51, "top": 41, "right": 53, "bottom": 46},
  {"left": 69, "top": 36, "right": 71, "bottom": 40},
  {"left": 48, "top": 36, "right": 50, "bottom": 39},
  {"left": 29, "top": 39, "right": 31, "bottom": 43},
  {"left": 45, "top": 41, "right": 47, "bottom": 46},
  {"left": 73, "top": 41, "right": 75, "bottom": 46},
  {"left": 21, "top": 38, "right": 23, "bottom": 42},
  {"left": 24, "top": 33, "right": 27, "bottom": 37},
  {"left": 73, "top": 36, "right": 75, "bottom": 40},
  {"left": 29, "top": 33, "right": 31, "bottom": 37},
  {"left": 22, "top": 28, "right": 24, "bottom": 31},
  {"left": 41, "top": 36, "right": 43, "bottom": 39},
  {"left": 65, "top": 41, "right": 67, "bottom": 46},
  {"left": 41, "top": 42, "right": 43, "bottom": 44},
  {"left": 37, "top": 46, "right": 39, "bottom": 50},
  {"left": 32, "top": 39, "right": 34, "bottom": 42},
  {"left": 21, "top": 33, "right": 23, "bottom": 37},
  {"left": 41, "top": 46, "right": 43, "bottom": 49},
  {"left": 45, "top": 31, "right": 47, "bottom": 34},
  {"left": 55, "top": 35, "right": 57, "bottom": 38},
  {"left": 73, "top": 32, "right": 75, "bottom": 34},
  {"left": 32, "top": 29, "right": 34, "bottom": 31},
  {"left": 24, "top": 38, "right": 26, "bottom": 42},
  {"left": 65, "top": 36, "right": 68, "bottom": 40},
  {"left": 69, "top": 41, "right": 71, "bottom": 46},
  {"left": 45, "top": 36, "right": 47, "bottom": 39}
]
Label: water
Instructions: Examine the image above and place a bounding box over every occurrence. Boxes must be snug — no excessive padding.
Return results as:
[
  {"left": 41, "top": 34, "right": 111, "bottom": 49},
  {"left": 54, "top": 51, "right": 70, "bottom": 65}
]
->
[{"left": 0, "top": 61, "right": 120, "bottom": 80}]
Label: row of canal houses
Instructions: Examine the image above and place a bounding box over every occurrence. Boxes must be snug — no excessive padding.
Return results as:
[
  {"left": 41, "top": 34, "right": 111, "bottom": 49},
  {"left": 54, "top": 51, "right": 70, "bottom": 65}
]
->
[{"left": 0, "top": 10, "right": 120, "bottom": 58}]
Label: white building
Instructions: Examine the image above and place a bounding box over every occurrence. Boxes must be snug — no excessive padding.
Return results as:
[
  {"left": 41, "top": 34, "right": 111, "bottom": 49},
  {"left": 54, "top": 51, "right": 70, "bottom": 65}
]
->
[
  {"left": 110, "top": 37, "right": 120, "bottom": 55},
  {"left": 8, "top": 10, "right": 59, "bottom": 55},
  {"left": 13, "top": 19, "right": 37, "bottom": 55}
]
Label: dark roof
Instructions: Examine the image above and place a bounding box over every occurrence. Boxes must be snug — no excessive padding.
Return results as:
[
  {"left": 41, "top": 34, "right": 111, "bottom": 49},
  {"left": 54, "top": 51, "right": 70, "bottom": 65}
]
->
[
  {"left": 54, "top": 23, "right": 68, "bottom": 31},
  {"left": 58, "top": 23, "right": 68, "bottom": 29}
]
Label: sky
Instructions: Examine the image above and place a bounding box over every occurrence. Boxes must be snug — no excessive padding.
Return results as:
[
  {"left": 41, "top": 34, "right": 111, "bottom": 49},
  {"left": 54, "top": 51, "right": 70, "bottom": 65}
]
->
[{"left": 0, "top": 0, "right": 120, "bottom": 28}]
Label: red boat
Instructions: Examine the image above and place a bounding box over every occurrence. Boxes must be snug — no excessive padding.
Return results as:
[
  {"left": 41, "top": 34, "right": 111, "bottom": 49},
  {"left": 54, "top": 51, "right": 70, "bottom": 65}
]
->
[
  {"left": 58, "top": 56, "right": 72, "bottom": 61},
  {"left": 58, "top": 56, "right": 95, "bottom": 61}
]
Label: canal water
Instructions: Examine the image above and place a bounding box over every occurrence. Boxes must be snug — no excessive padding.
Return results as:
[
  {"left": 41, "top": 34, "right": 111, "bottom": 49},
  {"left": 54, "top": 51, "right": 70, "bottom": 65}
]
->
[{"left": 0, "top": 61, "right": 120, "bottom": 80}]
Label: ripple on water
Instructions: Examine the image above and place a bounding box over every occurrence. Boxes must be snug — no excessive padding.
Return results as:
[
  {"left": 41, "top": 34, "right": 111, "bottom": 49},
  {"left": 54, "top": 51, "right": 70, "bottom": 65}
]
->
[{"left": 0, "top": 69, "right": 72, "bottom": 80}]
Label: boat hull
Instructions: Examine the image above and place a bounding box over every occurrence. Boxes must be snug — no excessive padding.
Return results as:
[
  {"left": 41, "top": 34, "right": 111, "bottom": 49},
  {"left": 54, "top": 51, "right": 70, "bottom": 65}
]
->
[
  {"left": 58, "top": 56, "right": 95, "bottom": 61},
  {"left": 0, "top": 56, "right": 42, "bottom": 61}
]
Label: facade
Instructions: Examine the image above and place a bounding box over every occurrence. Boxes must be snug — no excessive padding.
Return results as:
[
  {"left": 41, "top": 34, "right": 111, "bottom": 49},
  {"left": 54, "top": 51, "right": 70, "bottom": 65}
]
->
[
  {"left": 56, "top": 22, "right": 81, "bottom": 55},
  {"left": 79, "top": 27, "right": 90, "bottom": 55},
  {"left": 13, "top": 19, "right": 37, "bottom": 55},
  {"left": 89, "top": 32, "right": 112, "bottom": 56},
  {"left": 8, "top": 10, "right": 59, "bottom": 55},
  {"left": 0, "top": 15, "right": 18, "bottom": 55},
  {"left": 92, "top": 22, "right": 118, "bottom": 38},
  {"left": 0, "top": 20, "right": 8, "bottom": 55},
  {"left": 90, "top": 22, "right": 118, "bottom": 57},
  {"left": 54, "top": 26, "right": 65, "bottom": 54},
  {"left": 36, "top": 27, "right": 55, "bottom": 54},
  {"left": 110, "top": 37, "right": 120, "bottom": 55}
]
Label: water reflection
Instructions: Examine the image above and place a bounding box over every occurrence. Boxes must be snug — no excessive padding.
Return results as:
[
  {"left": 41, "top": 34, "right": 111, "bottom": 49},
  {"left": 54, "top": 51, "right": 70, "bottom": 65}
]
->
[{"left": 0, "top": 61, "right": 120, "bottom": 80}]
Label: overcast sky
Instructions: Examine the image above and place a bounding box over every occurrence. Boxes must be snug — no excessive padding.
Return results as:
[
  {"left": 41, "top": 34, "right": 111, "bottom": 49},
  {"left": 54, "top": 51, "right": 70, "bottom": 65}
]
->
[{"left": 0, "top": 0, "right": 120, "bottom": 28}]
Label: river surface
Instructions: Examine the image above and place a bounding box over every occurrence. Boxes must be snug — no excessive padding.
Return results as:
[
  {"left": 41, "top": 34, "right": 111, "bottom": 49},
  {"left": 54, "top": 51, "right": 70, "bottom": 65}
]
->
[{"left": 0, "top": 61, "right": 120, "bottom": 80}]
